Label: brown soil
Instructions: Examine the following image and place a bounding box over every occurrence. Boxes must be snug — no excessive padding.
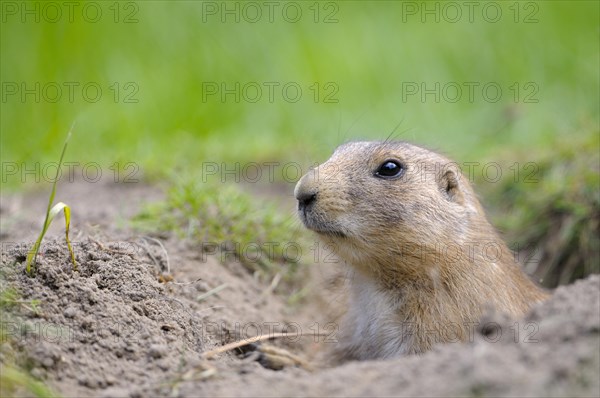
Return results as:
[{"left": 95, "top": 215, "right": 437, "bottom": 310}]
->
[{"left": 1, "top": 179, "right": 598, "bottom": 397}]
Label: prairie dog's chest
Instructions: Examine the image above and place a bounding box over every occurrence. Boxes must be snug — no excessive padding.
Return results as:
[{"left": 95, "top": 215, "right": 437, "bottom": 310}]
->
[{"left": 342, "top": 274, "right": 413, "bottom": 359}]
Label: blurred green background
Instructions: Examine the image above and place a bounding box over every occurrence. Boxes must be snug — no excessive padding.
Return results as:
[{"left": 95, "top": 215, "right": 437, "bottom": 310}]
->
[
  {"left": 1, "top": 1, "right": 599, "bottom": 286},
  {"left": 1, "top": 1, "right": 598, "bottom": 175}
]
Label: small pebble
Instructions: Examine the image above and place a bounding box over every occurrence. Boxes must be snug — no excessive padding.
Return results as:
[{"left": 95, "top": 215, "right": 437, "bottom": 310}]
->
[
  {"left": 63, "top": 307, "right": 77, "bottom": 318},
  {"left": 148, "top": 344, "right": 167, "bottom": 359},
  {"left": 42, "top": 357, "right": 55, "bottom": 368}
]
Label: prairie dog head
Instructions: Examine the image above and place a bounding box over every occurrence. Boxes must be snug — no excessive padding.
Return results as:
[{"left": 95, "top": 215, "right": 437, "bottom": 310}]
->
[{"left": 294, "top": 141, "right": 485, "bottom": 276}]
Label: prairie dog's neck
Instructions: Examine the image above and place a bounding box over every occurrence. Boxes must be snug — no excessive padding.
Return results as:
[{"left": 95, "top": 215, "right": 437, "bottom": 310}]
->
[
  {"left": 339, "top": 249, "right": 548, "bottom": 359},
  {"left": 342, "top": 266, "right": 461, "bottom": 358}
]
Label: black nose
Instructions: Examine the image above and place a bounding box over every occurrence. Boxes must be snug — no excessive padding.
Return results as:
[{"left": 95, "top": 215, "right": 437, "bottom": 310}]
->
[{"left": 297, "top": 191, "right": 317, "bottom": 211}]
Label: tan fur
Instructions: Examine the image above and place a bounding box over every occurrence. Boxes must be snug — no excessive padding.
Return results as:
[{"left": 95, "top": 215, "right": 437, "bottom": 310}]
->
[{"left": 294, "top": 141, "right": 549, "bottom": 361}]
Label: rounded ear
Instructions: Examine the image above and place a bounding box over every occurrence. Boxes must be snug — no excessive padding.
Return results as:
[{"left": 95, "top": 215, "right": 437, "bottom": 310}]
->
[{"left": 440, "top": 169, "right": 465, "bottom": 205}]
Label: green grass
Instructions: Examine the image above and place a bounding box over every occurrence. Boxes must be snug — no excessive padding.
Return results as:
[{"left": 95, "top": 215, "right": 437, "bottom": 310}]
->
[
  {"left": 482, "top": 131, "right": 600, "bottom": 287},
  {"left": 133, "top": 178, "right": 309, "bottom": 290},
  {"left": 1, "top": 1, "right": 598, "bottom": 187},
  {"left": 0, "top": 365, "right": 59, "bottom": 398}
]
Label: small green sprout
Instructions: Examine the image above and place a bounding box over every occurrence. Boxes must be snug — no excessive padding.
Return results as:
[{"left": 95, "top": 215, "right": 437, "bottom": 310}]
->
[
  {"left": 0, "top": 365, "right": 59, "bottom": 398},
  {"left": 25, "top": 126, "right": 77, "bottom": 276}
]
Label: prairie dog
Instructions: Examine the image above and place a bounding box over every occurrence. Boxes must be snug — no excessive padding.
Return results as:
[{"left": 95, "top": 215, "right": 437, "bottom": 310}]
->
[{"left": 294, "top": 141, "right": 548, "bottom": 360}]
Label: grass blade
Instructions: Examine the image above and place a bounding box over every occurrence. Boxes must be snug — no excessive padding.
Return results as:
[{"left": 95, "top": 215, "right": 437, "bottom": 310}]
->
[
  {"left": 25, "top": 125, "right": 76, "bottom": 276},
  {"left": 62, "top": 204, "right": 76, "bottom": 270}
]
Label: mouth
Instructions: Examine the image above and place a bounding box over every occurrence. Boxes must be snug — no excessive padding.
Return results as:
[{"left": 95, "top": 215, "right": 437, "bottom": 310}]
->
[{"left": 299, "top": 209, "right": 347, "bottom": 238}]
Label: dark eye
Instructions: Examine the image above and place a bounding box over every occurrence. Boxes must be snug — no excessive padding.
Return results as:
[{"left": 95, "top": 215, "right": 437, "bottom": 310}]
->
[{"left": 375, "top": 160, "right": 404, "bottom": 179}]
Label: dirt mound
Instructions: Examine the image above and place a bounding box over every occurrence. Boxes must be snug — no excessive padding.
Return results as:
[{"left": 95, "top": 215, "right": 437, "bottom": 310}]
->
[
  {"left": 1, "top": 181, "right": 598, "bottom": 397},
  {"left": 3, "top": 240, "right": 204, "bottom": 396},
  {"left": 187, "top": 275, "right": 600, "bottom": 398}
]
